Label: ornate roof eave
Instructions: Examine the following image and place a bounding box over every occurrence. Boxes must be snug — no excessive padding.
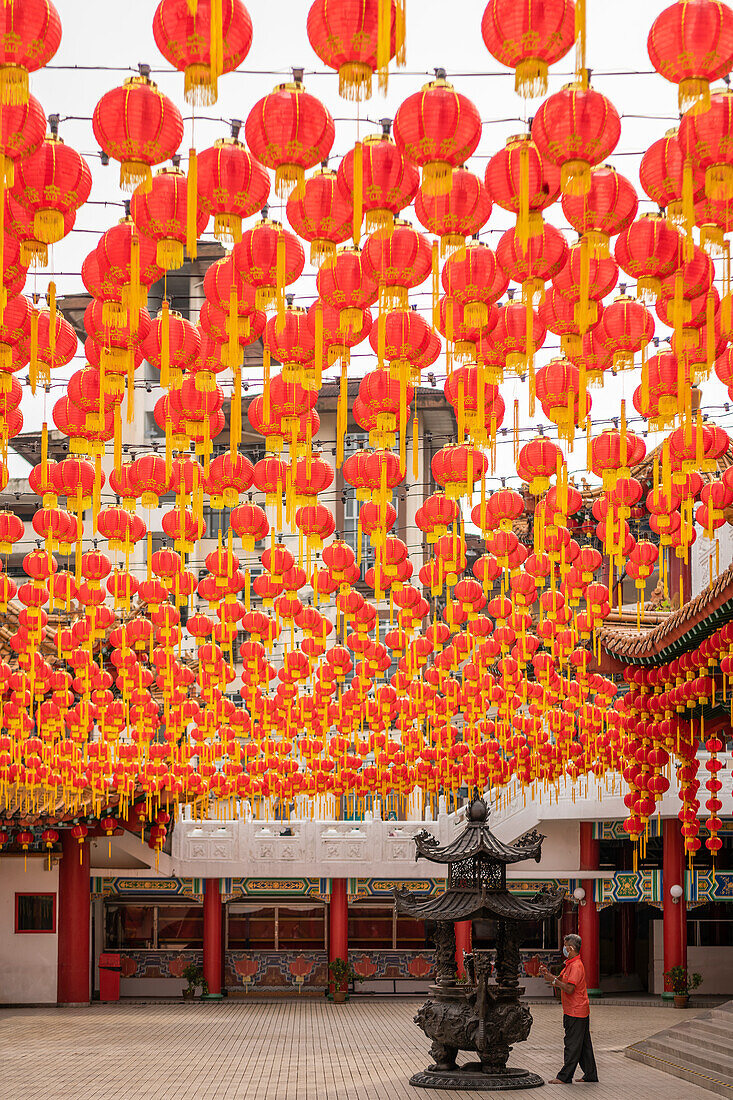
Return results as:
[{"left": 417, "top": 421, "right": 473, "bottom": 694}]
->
[
  {"left": 394, "top": 885, "right": 565, "bottom": 923},
  {"left": 413, "top": 820, "right": 544, "bottom": 866},
  {"left": 600, "top": 559, "right": 733, "bottom": 666}
]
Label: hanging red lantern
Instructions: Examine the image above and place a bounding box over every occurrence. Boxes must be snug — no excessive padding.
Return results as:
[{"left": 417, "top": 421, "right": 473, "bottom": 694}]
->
[
  {"left": 640, "top": 128, "right": 705, "bottom": 224},
  {"left": 480, "top": 0, "right": 576, "bottom": 97},
  {"left": 245, "top": 73, "right": 335, "bottom": 197},
  {"left": 648, "top": 0, "right": 733, "bottom": 111},
  {"left": 496, "top": 220, "right": 568, "bottom": 300},
  {"left": 142, "top": 310, "right": 201, "bottom": 377},
  {"left": 286, "top": 167, "right": 353, "bottom": 265},
  {"left": 442, "top": 240, "right": 507, "bottom": 330},
  {"left": 615, "top": 213, "right": 682, "bottom": 299},
  {"left": 561, "top": 164, "right": 638, "bottom": 257},
  {"left": 517, "top": 436, "right": 563, "bottom": 495},
  {"left": 197, "top": 132, "right": 270, "bottom": 244},
  {"left": 532, "top": 82, "right": 621, "bottom": 196},
  {"left": 316, "top": 245, "right": 379, "bottom": 334},
  {"left": 131, "top": 165, "right": 209, "bottom": 270},
  {"left": 431, "top": 443, "right": 489, "bottom": 499},
  {"left": 362, "top": 220, "right": 432, "bottom": 308},
  {"left": 0, "top": 1, "right": 62, "bottom": 106},
  {"left": 393, "top": 72, "right": 482, "bottom": 196},
  {"left": 598, "top": 293, "right": 655, "bottom": 369},
  {"left": 680, "top": 87, "right": 733, "bottom": 201},
  {"left": 307, "top": 0, "right": 404, "bottom": 101},
  {"left": 92, "top": 73, "right": 184, "bottom": 191},
  {"left": 337, "top": 121, "right": 419, "bottom": 236},
  {"left": 233, "top": 214, "right": 305, "bottom": 311},
  {"left": 96, "top": 215, "right": 164, "bottom": 315},
  {"left": 368, "top": 308, "right": 440, "bottom": 382},
  {"left": 492, "top": 299, "right": 547, "bottom": 375},
  {"left": 13, "top": 132, "right": 91, "bottom": 244},
  {"left": 152, "top": 0, "right": 253, "bottom": 105},
  {"left": 414, "top": 166, "right": 492, "bottom": 255}
]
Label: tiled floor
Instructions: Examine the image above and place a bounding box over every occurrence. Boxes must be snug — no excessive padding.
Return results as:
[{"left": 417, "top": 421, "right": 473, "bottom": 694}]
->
[{"left": 0, "top": 998, "right": 716, "bottom": 1099}]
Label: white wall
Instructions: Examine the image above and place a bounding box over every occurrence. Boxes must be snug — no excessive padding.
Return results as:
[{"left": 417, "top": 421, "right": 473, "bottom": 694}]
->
[
  {"left": 0, "top": 857, "right": 58, "bottom": 1004},
  {"left": 650, "top": 919, "right": 733, "bottom": 996}
]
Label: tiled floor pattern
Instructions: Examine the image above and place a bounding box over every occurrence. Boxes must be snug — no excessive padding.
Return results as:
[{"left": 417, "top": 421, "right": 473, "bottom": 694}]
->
[{"left": 0, "top": 998, "right": 715, "bottom": 1099}]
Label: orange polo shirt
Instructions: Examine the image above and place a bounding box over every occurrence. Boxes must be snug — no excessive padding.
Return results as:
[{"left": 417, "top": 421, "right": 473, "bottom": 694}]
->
[{"left": 560, "top": 955, "right": 590, "bottom": 1018}]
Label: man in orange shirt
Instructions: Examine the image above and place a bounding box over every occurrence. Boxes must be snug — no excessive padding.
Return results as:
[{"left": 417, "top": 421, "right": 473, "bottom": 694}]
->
[{"left": 540, "top": 933, "right": 599, "bottom": 1084}]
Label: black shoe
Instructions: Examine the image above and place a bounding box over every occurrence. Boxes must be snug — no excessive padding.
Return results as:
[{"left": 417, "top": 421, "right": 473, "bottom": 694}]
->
[{"left": 580, "top": 1078, "right": 599, "bottom": 1083}]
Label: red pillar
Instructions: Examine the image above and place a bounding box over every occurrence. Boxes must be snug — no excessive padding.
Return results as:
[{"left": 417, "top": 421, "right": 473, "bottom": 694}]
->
[
  {"left": 455, "top": 921, "right": 471, "bottom": 976},
  {"left": 203, "top": 878, "right": 223, "bottom": 998},
  {"left": 579, "top": 822, "right": 601, "bottom": 996},
  {"left": 560, "top": 899, "right": 578, "bottom": 941},
  {"left": 57, "top": 831, "right": 90, "bottom": 1004},
  {"left": 663, "top": 818, "right": 687, "bottom": 998},
  {"left": 329, "top": 878, "right": 349, "bottom": 995}
]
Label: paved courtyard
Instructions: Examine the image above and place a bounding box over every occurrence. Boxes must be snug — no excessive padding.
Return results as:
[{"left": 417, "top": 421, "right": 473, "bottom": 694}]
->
[{"left": 0, "top": 998, "right": 716, "bottom": 1099}]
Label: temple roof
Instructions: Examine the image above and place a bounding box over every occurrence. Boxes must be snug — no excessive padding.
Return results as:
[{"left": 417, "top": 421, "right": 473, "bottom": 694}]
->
[
  {"left": 601, "top": 559, "right": 733, "bottom": 666},
  {"left": 412, "top": 798, "right": 544, "bottom": 866},
  {"left": 394, "top": 884, "right": 564, "bottom": 923}
]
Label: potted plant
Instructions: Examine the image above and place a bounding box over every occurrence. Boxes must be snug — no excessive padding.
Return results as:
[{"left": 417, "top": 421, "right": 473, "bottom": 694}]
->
[
  {"left": 182, "top": 962, "right": 209, "bottom": 1001},
  {"left": 328, "top": 957, "right": 363, "bottom": 1003},
  {"left": 664, "top": 965, "right": 702, "bottom": 1008}
]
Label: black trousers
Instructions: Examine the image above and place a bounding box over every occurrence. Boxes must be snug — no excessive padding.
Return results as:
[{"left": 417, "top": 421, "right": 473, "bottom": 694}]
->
[{"left": 557, "top": 1014, "right": 598, "bottom": 1083}]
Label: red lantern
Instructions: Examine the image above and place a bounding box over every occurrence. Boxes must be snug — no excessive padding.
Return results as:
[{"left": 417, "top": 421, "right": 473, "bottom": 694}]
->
[
  {"left": 13, "top": 133, "right": 91, "bottom": 244},
  {"left": 245, "top": 74, "right": 335, "bottom": 197},
  {"left": 197, "top": 134, "right": 270, "bottom": 244},
  {"left": 233, "top": 215, "right": 305, "bottom": 310},
  {"left": 337, "top": 122, "right": 419, "bottom": 235},
  {"left": 286, "top": 167, "right": 353, "bottom": 265},
  {"left": 615, "top": 213, "right": 682, "bottom": 299},
  {"left": 414, "top": 166, "right": 491, "bottom": 255},
  {"left": 92, "top": 73, "right": 183, "bottom": 191},
  {"left": 517, "top": 436, "right": 562, "bottom": 495},
  {"left": 648, "top": 0, "right": 733, "bottom": 111},
  {"left": 0, "top": 1, "right": 62, "bottom": 105},
  {"left": 480, "top": 0, "right": 576, "bottom": 97},
  {"left": 679, "top": 87, "right": 733, "bottom": 201},
  {"left": 152, "top": 0, "right": 253, "bottom": 105},
  {"left": 362, "top": 220, "right": 432, "bottom": 309},
  {"left": 532, "top": 83, "right": 621, "bottom": 196},
  {"left": 561, "top": 164, "right": 638, "bottom": 257},
  {"left": 640, "top": 128, "right": 705, "bottom": 223},
  {"left": 598, "top": 293, "right": 656, "bottom": 369},
  {"left": 131, "top": 165, "right": 209, "bottom": 270},
  {"left": 316, "top": 245, "right": 379, "bottom": 334},
  {"left": 306, "top": 0, "right": 402, "bottom": 101},
  {"left": 393, "top": 73, "right": 482, "bottom": 196}
]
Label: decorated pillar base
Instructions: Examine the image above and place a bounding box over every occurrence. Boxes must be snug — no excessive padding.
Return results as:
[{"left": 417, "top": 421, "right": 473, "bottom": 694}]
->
[{"left": 409, "top": 1065, "right": 544, "bottom": 1091}]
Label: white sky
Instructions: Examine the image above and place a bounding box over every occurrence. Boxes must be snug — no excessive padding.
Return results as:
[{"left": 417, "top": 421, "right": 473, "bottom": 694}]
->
[{"left": 16, "top": 0, "right": 733, "bottom": 487}]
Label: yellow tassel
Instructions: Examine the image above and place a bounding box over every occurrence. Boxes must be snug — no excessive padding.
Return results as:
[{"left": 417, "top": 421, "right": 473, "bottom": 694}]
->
[
  {"left": 682, "top": 159, "right": 695, "bottom": 258},
  {"left": 575, "top": 0, "right": 587, "bottom": 84},
  {"left": 276, "top": 232, "right": 286, "bottom": 333},
  {"left": 29, "top": 309, "right": 38, "bottom": 395},
  {"left": 620, "top": 399, "right": 627, "bottom": 469},
  {"left": 517, "top": 141, "right": 530, "bottom": 246},
  {"left": 395, "top": 0, "right": 406, "bottom": 66},
  {"left": 130, "top": 231, "right": 141, "bottom": 332},
  {"left": 314, "top": 299, "right": 324, "bottom": 389},
  {"left": 513, "top": 399, "right": 520, "bottom": 463},
  {"left": 161, "top": 299, "right": 170, "bottom": 390},
  {"left": 706, "top": 290, "right": 715, "bottom": 375},
  {"left": 126, "top": 352, "right": 135, "bottom": 424},
  {"left": 187, "top": 147, "right": 198, "bottom": 261},
  {"left": 432, "top": 240, "right": 440, "bottom": 330},
  {"left": 46, "top": 281, "right": 57, "bottom": 376},
  {"left": 377, "top": 0, "right": 391, "bottom": 92},
  {"left": 586, "top": 417, "right": 592, "bottom": 471},
  {"left": 114, "top": 403, "right": 122, "bottom": 471},
  {"left": 231, "top": 366, "right": 242, "bottom": 456},
  {"left": 352, "top": 141, "right": 363, "bottom": 247},
  {"left": 263, "top": 346, "right": 271, "bottom": 423},
  {"left": 412, "top": 410, "right": 419, "bottom": 480},
  {"left": 93, "top": 453, "right": 102, "bottom": 531},
  {"left": 209, "top": 0, "right": 224, "bottom": 97}
]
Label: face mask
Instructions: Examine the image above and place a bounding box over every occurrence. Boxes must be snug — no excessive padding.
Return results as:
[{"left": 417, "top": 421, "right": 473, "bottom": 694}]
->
[{"left": 563, "top": 946, "right": 570, "bottom": 958}]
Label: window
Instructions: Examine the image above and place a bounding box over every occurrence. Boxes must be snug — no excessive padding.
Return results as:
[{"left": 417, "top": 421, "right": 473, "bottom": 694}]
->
[
  {"left": 473, "top": 916, "right": 558, "bottom": 950},
  {"left": 157, "top": 905, "right": 204, "bottom": 948},
  {"left": 228, "top": 905, "right": 276, "bottom": 949},
  {"left": 278, "top": 906, "right": 325, "bottom": 949},
  {"left": 348, "top": 904, "right": 395, "bottom": 949},
  {"left": 15, "top": 893, "right": 56, "bottom": 933},
  {"left": 105, "top": 904, "right": 155, "bottom": 948},
  {"left": 396, "top": 914, "right": 429, "bottom": 949},
  {"left": 226, "top": 903, "right": 327, "bottom": 949}
]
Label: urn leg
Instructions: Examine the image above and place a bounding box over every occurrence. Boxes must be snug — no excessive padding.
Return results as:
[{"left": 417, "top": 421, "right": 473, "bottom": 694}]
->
[{"left": 428, "top": 1040, "right": 458, "bottom": 1072}]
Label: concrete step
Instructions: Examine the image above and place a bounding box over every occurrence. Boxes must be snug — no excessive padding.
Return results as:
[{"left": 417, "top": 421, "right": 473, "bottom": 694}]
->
[
  {"left": 626, "top": 999, "right": 733, "bottom": 1097},
  {"left": 640, "top": 1035, "right": 733, "bottom": 1078},
  {"left": 627, "top": 1048, "right": 733, "bottom": 1099}
]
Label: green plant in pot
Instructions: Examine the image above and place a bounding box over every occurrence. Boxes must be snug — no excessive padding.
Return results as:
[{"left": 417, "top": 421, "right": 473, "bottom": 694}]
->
[
  {"left": 664, "top": 965, "right": 702, "bottom": 1008},
  {"left": 182, "top": 962, "right": 209, "bottom": 1001},
  {"left": 328, "top": 957, "right": 363, "bottom": 1003}
]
